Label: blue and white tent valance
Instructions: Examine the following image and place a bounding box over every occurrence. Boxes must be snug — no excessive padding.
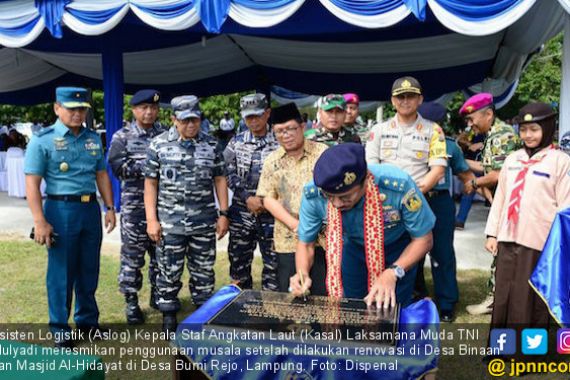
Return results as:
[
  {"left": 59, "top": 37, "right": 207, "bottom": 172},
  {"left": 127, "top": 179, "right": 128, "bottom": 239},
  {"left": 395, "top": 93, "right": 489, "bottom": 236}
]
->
[{"left": 1, "top": 0, "right": 569, "bottom": 47}]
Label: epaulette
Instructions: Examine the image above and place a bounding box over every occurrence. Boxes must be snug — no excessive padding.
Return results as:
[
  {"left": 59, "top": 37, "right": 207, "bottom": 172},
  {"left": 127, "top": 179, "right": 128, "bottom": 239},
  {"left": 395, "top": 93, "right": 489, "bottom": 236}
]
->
[
  {"left": 303, "top": 183, "right": 320, "bottom": 199},
  {"left": 378, "top": 176, "right": 407, "bottom": 193},
  {"left": 35, "top": 126, "right": 54, "bottom": 137}
]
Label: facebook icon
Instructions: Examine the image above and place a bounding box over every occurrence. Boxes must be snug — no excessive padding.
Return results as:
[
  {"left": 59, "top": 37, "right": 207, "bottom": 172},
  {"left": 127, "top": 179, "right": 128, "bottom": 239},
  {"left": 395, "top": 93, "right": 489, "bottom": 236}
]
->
[{"left": 490, "top": 329, "right": 516, "bottom": 355}]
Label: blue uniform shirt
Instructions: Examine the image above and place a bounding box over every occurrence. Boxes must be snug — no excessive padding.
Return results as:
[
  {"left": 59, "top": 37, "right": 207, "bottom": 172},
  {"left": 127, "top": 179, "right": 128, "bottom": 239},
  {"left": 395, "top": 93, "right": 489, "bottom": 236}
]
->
[
  {"left": 24, "top": 120, "right": 106, "bottom": 195},
  {"left": 434, "top": 137, "right": 470, "bottom": 192},
  {"left": 298, "top": 163, "right": 435, "bottom": 298}
]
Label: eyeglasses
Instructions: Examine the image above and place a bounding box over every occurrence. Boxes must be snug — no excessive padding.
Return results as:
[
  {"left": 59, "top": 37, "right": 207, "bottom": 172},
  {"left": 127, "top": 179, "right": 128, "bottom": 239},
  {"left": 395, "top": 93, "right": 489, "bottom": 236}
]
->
[{"left": 274, "top": 126, "right": 300, "bottom": 137}]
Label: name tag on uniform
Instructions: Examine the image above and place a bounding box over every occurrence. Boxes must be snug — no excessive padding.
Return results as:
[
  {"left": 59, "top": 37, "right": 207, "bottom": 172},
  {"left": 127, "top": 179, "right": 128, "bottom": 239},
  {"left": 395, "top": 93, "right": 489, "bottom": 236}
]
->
[
  {"left": 54, "top": 138, "right": 67, "bottom": 151},
  {"left": 383, "top": 210, "right": 401, "bottom": 226},
  {"left": 532, "top": 170, "right": 550, "bottom": 178},
  {"left": 126, "top": 140, "right": 148, "bottom": 154},
  {"left": 84, "top": 141, "right": 100, "bottom": 151},
  {"left": 411, "top": 141, "right": 429, "bottom": 152},
  {"left": 381, "top": 139, "right": 398, "bottom": 149}
]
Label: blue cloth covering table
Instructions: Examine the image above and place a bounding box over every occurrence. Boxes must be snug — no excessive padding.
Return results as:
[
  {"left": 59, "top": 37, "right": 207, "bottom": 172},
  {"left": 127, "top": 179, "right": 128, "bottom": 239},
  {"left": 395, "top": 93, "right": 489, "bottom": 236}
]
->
[{"left": 174, "top": 285, "right": 440, "bottom": 379}]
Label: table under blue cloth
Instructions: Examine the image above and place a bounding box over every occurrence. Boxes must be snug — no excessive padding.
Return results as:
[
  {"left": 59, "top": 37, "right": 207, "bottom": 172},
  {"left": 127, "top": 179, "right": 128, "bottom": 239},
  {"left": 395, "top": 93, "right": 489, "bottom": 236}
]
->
[{"left": 175, "top": 285, "right": 439, "bottom": 379}]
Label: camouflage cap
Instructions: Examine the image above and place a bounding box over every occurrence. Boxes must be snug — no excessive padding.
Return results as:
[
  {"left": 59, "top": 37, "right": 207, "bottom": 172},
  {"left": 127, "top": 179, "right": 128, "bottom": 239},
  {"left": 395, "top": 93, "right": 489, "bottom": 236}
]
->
[
  {"left": 240, "top": 93, "right": 269, "bottom": 118},
  {"left": 171, "top": 95, "right": 201, "bottom": 120},
  {"left": 391, "top": 76, "right": 422, "bottom": 96},
  {"left": 320, "top": 94, "right": 346, "bottom": 111}
]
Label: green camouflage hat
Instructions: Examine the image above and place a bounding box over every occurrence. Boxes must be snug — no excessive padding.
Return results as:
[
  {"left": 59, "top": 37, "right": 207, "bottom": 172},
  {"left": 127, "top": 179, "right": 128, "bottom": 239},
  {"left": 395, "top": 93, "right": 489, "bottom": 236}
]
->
[{"left": 320, "top": 94, "right": 346, "bottom": 111}]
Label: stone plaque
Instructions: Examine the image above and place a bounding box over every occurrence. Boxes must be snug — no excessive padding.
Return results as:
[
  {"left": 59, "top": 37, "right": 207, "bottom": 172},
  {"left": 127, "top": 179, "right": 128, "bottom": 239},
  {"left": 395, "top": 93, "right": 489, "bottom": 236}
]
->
[{"left": 206, "top": 290, "right": 400, "bottom": 345}]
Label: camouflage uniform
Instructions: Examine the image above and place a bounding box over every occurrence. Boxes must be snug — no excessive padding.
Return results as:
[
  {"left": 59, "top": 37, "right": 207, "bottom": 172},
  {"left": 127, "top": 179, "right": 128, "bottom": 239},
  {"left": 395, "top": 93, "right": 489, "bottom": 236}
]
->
[
  {"left": 304, "top": 123, "right": 361, "bottom": 146},
  {"left": 481, "top": 118, "right": 521, "bottom": 293},
  {"left": 481, "top": 119, "right": 521, "bottom": 175},
  {"left": 224, "top": 128, "right": 280, "bottom": 290},
  {"left": 145, "top": 128, "right": 225, "bottom": 310},
  {"left": 346, "top": 120, "right": 371, "bottom": 143},
  {"left": 108, "top": 121, "right": 166, "bottom": 298}
]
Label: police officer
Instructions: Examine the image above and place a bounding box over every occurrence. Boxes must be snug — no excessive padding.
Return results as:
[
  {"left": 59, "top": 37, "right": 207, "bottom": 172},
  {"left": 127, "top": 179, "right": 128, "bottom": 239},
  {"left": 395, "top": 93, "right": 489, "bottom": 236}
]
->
[
  {"left": 108, "top": 89, "right": 166, "bottom": 325},
  {"left": 305, "top": 94, "right": 361, "bottom": 146},
  {"left": 291, "top": 144, "right": 435, "bottom": 307},
  {"left": 223, "top": 94, "right": 280, "bottom": 290},
  {"left": 24, "top": 87, "right": 116, "bottom": 348},
  {"left": 366, "top": 77, "right": 447, "bottom": 306},
  {"left": 417, "top": 102, "right": 476, "bottom": 322},
  {"left": 458, "top": 93, "right": 521, "bottom": 315},
  {"left": 144, "top": 95, "right": 229, "bottom": 333}
]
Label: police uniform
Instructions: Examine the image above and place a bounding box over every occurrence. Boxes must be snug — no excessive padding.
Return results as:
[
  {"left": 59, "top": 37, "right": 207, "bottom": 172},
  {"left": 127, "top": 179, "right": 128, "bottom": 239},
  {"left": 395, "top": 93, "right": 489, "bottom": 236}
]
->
[
  {"left": 365, "top": 114, "right": 447, "bottom": 180},
  {"left": 24, "top": 87, "right": 106, "bottom": 335},
  {"left": 298, "top": 145, "right": 435, "bottom": 306},
  {"left": 145, "top": 105, "right": 225, "bottom": 311},
  {"left": 366, "top": 78, "right": 447, "bottom": 304},
  {"left": 224, "top": 94, "right": 280, "bottom": 290},
  {"left": 108, "top": 90, "right": 166, "bottom": 319}
]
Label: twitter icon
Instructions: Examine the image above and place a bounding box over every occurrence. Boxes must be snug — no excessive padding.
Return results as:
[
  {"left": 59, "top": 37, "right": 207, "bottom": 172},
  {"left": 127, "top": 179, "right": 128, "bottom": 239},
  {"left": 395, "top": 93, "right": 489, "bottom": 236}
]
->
[{"left": 522, "top": 329, "right": 548, "bottom": 355}]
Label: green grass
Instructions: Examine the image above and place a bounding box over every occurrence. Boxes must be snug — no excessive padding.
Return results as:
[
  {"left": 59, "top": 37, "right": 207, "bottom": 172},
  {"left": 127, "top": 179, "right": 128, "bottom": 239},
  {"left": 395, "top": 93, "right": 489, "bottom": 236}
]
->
[{"left": 0, "top": 239, "right": 562, "bottom": 380}]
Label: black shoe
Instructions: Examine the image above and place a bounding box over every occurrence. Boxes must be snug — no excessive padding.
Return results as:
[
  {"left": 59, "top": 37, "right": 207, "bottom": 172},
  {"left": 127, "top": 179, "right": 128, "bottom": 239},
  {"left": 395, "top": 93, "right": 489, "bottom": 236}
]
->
[
  {"left": 162, "top": 312, "right": 177, "bottom": 336},
  {"left": 126, "top": 294, "right": 144, "bottom": 325},
  {"left": 149, "top": 289, "right": 159, "bottom": 310},
  {"left": 439, "top": 309, "right": 455, "bottom": 323},
  {"left": 455, "top": 221, "right": 465, "bottom": 230}
]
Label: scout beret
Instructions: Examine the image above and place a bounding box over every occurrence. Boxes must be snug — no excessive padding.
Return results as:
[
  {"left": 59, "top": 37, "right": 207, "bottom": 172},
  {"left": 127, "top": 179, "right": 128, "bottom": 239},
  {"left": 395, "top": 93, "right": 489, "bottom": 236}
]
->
[
  {"left": 514, "top": 102, "right": 556, "bottom": 124},
  {"left": 314, "top": 143, "right": 367, "bottom": 194}
]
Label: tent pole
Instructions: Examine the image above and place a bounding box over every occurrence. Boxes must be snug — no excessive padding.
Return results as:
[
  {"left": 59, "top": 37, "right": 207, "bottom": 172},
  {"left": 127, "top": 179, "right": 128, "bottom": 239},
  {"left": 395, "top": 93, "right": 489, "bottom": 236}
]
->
[
  {"left": 102, "top": 45, "right": 124, "bottom": 210},
  {"left": 560, "top": 13, "right": 570, "bottom": 140}
]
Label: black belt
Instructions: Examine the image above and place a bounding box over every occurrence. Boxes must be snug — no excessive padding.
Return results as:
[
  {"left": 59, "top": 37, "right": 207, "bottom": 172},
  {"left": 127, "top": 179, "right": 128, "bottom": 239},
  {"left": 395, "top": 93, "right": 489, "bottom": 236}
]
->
[
  {"left": 426, "top": 189, "right": 448, "bottom": 198},
  {"left": 47, "top": 193, "right": 97, "bottom": 203}
]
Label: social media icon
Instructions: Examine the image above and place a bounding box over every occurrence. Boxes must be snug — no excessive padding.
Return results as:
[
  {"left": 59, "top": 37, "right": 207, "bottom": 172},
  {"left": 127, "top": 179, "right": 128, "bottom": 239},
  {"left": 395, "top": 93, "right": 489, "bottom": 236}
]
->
[
  {"left": 522, "top": 329, "right": 548, "bottom": 355},
  {"left": 557, "top": 329, "right": 570, "bottom": 354},
  {"left": 490, "top": 329, "right": 516, "bottom": 355}
]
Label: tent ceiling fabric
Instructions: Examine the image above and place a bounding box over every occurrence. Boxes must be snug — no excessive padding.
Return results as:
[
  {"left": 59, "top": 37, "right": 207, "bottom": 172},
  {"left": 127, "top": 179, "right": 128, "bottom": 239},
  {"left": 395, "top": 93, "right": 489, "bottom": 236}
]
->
[
  {"left": 1, "top": 0, "right": 567, "bottom": 47},
  {"left": 0, "top": 0, "right": 567, "bottom": 104}
]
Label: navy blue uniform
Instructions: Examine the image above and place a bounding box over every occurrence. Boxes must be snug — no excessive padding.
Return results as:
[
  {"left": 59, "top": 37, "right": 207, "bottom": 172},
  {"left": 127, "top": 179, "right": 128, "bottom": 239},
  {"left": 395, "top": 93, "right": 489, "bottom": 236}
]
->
[
  {"left": 108, "top": 121, "right": 166, "bottom": 297},
  {"left": 224, "top": 128, "right": 279, "bottom": 290}
]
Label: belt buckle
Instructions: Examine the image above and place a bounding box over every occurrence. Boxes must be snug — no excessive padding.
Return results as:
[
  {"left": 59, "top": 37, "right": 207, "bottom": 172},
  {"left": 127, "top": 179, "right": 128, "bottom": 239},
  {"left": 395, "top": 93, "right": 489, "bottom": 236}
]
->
[{"left": 81, "top": 195, "right": 90, "bottom": 203}]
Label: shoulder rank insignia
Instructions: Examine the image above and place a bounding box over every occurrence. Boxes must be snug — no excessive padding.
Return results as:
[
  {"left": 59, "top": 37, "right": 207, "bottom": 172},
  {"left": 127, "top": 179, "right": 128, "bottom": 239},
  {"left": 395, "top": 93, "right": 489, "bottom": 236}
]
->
[
  {"left": 36, "top": 126, "right": 54, "bottom": 137},
  {"left": 304, "top": 184, "right": 320, "bottom": 199}
]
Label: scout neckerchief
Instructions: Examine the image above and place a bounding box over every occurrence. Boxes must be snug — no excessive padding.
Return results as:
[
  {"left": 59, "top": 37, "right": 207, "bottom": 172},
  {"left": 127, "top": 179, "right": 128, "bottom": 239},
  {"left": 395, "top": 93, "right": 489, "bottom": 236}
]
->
[
  {"left": 507, "top": 146, "right": 552, "bottom": 229},
  {"left": 325, "top": 172, "right": 385, "bottom": 297}
]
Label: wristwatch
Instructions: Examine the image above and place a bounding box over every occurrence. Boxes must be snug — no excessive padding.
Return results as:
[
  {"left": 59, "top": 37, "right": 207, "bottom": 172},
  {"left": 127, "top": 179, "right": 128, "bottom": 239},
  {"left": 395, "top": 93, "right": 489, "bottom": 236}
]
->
[
  {"left": 105, "top": 205, "right": 115, "bottom": 212},
  {"left": 218, "top": 209, "right": 229, "bottom": 218},
  {"left": 387, "top": 264, "right": 405, "bottom": 280},
  {"left": 470, "top": 178, "right": 479, "bottom": 190}
]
